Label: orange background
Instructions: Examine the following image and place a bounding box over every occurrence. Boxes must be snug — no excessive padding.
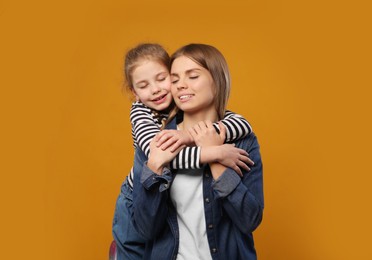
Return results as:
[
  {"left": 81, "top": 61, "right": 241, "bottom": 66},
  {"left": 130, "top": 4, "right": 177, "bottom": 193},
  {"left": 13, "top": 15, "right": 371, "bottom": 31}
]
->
[{"left": 1, "top": 0, "right": 371, "bottom": 259}]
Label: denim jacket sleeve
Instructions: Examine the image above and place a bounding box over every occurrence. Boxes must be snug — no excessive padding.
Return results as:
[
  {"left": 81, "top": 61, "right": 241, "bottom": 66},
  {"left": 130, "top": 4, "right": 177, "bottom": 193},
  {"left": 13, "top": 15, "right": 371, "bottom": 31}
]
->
[
  {"left": 211, "top": 132, "right": 264, "bottom": 234},
  {"left": 131, "top": 147, "right": 173, "bottom": 240}
]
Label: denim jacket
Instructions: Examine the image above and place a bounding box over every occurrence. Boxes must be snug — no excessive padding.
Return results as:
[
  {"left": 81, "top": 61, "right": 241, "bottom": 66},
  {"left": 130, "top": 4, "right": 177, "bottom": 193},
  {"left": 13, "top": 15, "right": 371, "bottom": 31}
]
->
[{"left": 131, "top": 117, "right": 264, "bottom": 260}]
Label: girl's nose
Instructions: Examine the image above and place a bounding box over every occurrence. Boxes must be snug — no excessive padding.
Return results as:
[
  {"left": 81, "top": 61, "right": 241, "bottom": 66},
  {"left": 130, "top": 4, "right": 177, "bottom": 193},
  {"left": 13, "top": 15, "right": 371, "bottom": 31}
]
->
[{"left": 151, "top": 84, "right": 161, "bottom": 95}]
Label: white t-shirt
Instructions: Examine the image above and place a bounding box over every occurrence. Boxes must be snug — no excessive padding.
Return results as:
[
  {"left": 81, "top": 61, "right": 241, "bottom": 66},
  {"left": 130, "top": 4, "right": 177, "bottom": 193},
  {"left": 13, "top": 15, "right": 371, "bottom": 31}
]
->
[{"left": 170, "top": 168, "right": 212, "bottom": 260}]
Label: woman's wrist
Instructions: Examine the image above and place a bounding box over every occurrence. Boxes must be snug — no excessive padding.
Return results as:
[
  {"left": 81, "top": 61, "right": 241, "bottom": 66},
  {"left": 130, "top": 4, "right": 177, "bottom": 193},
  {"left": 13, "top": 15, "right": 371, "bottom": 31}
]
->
[
  {"left": 209, "top": 162, "right": 226, "bottom": 180},
  {"left": 147, "top": 158, "right": 165, "bottom": 175}
]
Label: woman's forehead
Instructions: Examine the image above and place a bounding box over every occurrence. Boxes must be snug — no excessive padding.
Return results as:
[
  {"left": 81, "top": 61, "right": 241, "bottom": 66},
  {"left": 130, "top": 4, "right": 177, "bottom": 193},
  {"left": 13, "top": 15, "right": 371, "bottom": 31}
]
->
[{"left": 171, "top": 56, "right": 204, "bottom": 73}]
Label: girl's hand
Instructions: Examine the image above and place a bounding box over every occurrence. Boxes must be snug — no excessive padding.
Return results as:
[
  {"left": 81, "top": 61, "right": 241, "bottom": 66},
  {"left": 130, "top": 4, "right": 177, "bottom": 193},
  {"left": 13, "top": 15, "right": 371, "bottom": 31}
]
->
[
  {"left": 215, "top": 144, "right": 254, "bottom": 177},
  {"left": 188, "top": 121, "right": 226, "bottom": 147},
  {"left": 154, "top": 130, "right": 194, "bottom": 152}
]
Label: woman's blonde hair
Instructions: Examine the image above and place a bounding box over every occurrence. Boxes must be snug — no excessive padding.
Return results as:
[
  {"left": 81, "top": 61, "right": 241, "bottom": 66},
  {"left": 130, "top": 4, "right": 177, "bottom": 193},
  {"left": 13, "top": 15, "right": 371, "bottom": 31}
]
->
[{"left": 169, "top": 43, "right": 231, "bottom": 120}]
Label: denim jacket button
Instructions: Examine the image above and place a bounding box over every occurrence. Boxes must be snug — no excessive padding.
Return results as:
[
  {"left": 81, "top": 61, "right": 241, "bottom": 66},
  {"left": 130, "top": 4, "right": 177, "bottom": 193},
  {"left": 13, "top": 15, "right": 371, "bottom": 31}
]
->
[
  {"left": 164, "top": 183, "right": 169, "bottom": 188},
  {"left": 205, "top": 197, "right": 210, "bottom": 203},
  {"left": 211, "top": 248, "right": 217, "bottom": 253},
  {"left": 205, "top": 173, "right": 210, "bottom": 178},
  {"left": 208, "top": 224, "right": 213, "bottom": 229}
]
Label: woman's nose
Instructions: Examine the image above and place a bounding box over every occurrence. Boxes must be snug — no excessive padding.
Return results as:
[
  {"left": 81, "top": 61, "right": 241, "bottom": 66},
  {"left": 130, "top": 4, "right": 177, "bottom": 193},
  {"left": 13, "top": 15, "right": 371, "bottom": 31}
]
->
[{"left": 176, "top": 78, "right": 187, "bottom": 90}]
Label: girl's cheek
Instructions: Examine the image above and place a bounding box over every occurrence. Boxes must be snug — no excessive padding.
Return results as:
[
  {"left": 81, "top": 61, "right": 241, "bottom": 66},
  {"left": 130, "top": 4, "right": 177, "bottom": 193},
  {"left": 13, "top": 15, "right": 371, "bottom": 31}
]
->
[{"left": 163, "top": 80, "right": 172, "bottom": 91}]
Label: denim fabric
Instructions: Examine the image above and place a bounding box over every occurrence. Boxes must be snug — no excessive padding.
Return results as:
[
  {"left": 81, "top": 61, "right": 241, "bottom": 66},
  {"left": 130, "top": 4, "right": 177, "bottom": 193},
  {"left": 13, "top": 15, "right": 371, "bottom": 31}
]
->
[
  {"left": 132, "top": 117, "right": 264, "bottom": 260},
  {"left": 141, "top": 165, "right": 173, "bottom": 192},
  {"left": 112, "top": 179, "right": 146, "bottom": 260}
]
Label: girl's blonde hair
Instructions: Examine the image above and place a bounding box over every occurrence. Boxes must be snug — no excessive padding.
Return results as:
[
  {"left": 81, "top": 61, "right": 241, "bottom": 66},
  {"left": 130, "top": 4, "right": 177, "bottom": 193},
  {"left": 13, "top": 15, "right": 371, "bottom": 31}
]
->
[{"left": 124, "top": 43, "right": 171, "bottom": 92}]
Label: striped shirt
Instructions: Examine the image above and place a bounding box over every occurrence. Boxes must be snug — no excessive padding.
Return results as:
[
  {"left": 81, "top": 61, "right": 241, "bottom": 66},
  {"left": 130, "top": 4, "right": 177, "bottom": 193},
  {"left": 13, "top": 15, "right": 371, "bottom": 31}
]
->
[{"left": 127, "top": 101, "right": 252, "bottom": 189}]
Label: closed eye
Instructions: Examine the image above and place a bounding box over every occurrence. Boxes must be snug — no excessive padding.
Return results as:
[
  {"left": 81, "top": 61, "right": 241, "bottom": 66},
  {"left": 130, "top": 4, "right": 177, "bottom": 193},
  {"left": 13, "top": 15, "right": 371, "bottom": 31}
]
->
[
  {"left": 157, "top": 75, "right": 169, "bottom": 82},
  {"left": 156, "top": 72, "right": 169, "bottom": 82},
  {"left": 137, "top": 84, "right": 148, "bottom": 89},
  {"left": 171, "top": 75, "right": 179, "bottom": 84}
]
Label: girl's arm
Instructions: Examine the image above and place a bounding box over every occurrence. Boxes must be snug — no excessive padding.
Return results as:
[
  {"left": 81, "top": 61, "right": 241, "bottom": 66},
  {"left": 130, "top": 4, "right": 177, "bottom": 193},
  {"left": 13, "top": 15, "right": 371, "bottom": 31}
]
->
[
  {"left": 184, "top": 111, "right": 253, "bottom": 170},
  {"left": 130, "top": 102, "right": 164, "bottom": 157},
  {"left": 153, "top": 128, "right": 253, "bottom": 172},
  {"left": 214, "top": 110, "right": 252, "bottom": 142},
  {"left": 156, "top": 110, "right": 252, "bottom": 151},
  {"left": 131, "top": 103, "right": 252, "bottom": 172},
  {"left": 130, "top": 102, "right": 202, "bottom": 169}
]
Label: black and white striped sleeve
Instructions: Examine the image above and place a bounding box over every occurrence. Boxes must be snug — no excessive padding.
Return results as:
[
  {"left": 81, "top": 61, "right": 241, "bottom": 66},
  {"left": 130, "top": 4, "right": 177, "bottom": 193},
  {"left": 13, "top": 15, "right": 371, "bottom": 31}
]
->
[
  {"left": 170, "top": 146, "right": 201, "bottom": 170},
  {"left": 130, "top": 103, "right": 161, "bottom": 157},
  {"left": 131, "top": 102, "right": 202, "bottom": 170},
  {"left": 213, "top": 110, "right": 253, "bottom": 142}
]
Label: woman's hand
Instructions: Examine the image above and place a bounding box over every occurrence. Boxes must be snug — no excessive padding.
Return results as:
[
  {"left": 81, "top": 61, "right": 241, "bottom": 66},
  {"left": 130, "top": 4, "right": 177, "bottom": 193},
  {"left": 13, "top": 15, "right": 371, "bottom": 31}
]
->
[
  {"left": 215, "top": 144, "right": 254, "bottom": 177},
  {"left": 147, "top": 134, "right": 185, "bottom": 175},
  {"left": 188, "top": 121, "right": 226, "bottom": 147},
  {"left": 154, "top": 130, "right": 194, "bottom": 152},
  {"left": 190, "top": 121, "right": 254, "bottom": 177}
]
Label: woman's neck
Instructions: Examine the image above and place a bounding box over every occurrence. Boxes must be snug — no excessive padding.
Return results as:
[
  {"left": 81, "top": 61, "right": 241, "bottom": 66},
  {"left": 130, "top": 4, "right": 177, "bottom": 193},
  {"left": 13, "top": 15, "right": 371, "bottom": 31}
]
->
[{"left": 180, "top": 109, "right": 219, "bottom": 130}]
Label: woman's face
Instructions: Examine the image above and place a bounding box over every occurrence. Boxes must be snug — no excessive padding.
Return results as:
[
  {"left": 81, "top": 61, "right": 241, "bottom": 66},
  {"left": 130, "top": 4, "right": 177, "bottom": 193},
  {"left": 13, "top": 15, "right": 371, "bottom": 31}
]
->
[
  {"left": 170, "top": 55, "right": 215, "bottom": 115},
  {"left": 131, "top": 59, "right": 172, "bottom": 111}
]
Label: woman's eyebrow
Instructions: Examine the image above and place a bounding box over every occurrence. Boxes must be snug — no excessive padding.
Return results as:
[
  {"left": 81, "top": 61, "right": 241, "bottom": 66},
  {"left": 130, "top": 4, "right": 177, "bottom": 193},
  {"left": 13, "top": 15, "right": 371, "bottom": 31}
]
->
[
  {"left": 171, "top": 68, "right": 201, "bottom": 76},
  {"left": 185, "top": 68, "right": 201, "bottom": 74}
]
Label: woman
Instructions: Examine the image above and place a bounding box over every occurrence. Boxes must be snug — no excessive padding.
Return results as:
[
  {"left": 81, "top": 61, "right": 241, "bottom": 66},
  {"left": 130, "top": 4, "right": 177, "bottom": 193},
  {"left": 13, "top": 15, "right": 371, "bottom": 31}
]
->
[
  {"left": 112, "top": 43, "right": 254, "bottom": 259},
  {"left": 132, "top": 44, "right": 264, "bottom": 259}
]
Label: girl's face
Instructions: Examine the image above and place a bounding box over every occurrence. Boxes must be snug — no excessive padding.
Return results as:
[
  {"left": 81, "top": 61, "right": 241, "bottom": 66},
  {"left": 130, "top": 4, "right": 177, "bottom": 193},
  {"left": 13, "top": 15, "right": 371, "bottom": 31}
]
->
[
  {"left": 131, "top": 59, "right": 172, "bottom": 111},
  {"left": 170, "top": 55, "right": 216, "bottom": 115}
]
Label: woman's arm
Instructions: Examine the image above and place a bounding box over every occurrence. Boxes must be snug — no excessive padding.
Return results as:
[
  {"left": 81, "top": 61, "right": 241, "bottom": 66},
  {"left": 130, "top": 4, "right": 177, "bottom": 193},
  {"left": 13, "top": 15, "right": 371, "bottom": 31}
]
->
[
  {"left": 212, "top": 133, "right": 264, "bottom": 234},
  {"left": 190, "top": 121, "right": 264, "bottom": 234},
  {"left": 131, "top": 138, "right": 180, "bottom": 240},
  {"left": 132, "top": 120, "right": 262, "bottom": 239},
  {"left": 189, "top": 121, "right": 231, "bottom": 179}
]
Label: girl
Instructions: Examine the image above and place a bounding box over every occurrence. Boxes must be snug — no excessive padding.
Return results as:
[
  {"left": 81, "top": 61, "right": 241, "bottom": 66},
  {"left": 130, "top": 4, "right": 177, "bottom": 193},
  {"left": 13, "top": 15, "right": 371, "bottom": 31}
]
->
[
  {"left": 112, "top": 43, "right": 254, "bottom": 260},
  {"left": 131, "top": 44, "right": 264, "bottom": 259}
]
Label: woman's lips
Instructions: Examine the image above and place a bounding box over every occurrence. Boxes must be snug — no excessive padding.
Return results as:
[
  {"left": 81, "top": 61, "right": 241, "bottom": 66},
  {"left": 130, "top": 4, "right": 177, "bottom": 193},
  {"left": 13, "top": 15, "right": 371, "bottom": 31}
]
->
[{"left": 178, "top": 94, "right": 194, "bottom": 102}]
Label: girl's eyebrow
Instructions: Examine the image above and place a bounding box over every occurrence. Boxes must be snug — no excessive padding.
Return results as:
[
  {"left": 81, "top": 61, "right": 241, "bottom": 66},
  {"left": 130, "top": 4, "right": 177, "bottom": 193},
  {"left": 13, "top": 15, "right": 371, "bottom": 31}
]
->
[
  {"left": 134, "top": 79, "right": 147, "bottom": 85},
  {"left": 156, "top": 71, "right": 168, "bottom": 77},
  {"left": 171, "top": 68, "right": 201, "bottom": 76},
  {"left": 135, "top": 71, "right": 168, "bottom": 84}
]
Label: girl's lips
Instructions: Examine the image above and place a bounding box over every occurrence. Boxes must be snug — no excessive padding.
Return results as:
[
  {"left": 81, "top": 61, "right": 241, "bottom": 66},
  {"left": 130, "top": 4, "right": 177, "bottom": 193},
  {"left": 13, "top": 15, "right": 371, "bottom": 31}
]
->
[{"left": 152, "top": 94, "right": 168, "bottom": 105}]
